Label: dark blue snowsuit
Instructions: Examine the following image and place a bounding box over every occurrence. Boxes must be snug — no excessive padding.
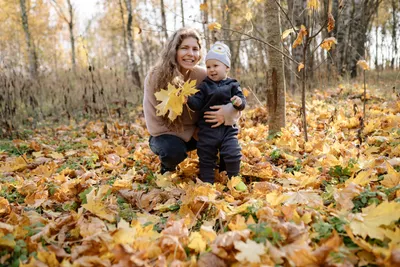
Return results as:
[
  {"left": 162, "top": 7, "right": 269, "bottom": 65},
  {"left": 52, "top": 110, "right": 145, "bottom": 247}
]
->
[{"left": 187, "top": 77, "right": 246, "bottom": 183}]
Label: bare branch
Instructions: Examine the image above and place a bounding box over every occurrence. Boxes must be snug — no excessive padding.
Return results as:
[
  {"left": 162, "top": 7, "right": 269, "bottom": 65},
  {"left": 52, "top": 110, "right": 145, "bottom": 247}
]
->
[{"left": 222, "top": 27, "right": 299, "bottom": 65}]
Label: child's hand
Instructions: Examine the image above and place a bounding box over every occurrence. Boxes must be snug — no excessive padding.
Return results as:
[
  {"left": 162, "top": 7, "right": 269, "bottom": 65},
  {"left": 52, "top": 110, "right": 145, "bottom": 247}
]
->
[{"left": 230, "top": 96, "right": 242, "bottom": 107}]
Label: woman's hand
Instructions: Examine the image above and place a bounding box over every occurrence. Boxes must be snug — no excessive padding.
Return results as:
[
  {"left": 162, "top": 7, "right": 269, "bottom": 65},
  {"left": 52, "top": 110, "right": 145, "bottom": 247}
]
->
[{"left": 204, "top": 105, "right": 225, "bottom": 128}]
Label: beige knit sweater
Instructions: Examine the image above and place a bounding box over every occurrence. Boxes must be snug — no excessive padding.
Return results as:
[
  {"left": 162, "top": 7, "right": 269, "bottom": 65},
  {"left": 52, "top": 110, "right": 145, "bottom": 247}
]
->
[
  {"left": 143, "top": 66, "right": 240, "bottom": 142},
  {"left": 143, "top": 66, "right": 207, "bottom": 142}
]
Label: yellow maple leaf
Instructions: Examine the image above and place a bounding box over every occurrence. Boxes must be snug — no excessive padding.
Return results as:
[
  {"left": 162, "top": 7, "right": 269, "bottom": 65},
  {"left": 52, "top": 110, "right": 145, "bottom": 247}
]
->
[
  {"left": 349, "top": 201, "right": 400, "bottom": 240},
  {"left": 381, "top": 162, "right": 400, "bottom": 188},
  {"left": 155, "top": 80, "right": 198, "bottom": 122},
  {"left": 208, "top": 22, "right": 222, "bottom": 31},
  {"left": 154, "top": 83, "right": 180, "bottom": 121},
  {"left": 180, "top": 79, "right": 198, "bottom": 97},
  {"left": 49, "top": 151, "right": 64, "bottom": 159},
  {"left": 113, "top": 218, "right": 136, "bottom": 244},
  {"left": 284, "top": 190, "right": 323, "bottom": 207},
  {"left": 200, "top": 225, "right": 217, "bottom": 243},
  {"left": 320, "top": 37, "right": 337, "bottom": 51},
  {"left": 266, "top": 191, "right": 289, "bottom": 206},
  {"left": 234, "top": 239, "right": 265, "bottom": 263},
  {"left": 228, "top": 215, "right": 247, "bottom": 231},
  {"left": 345, "top": 169, "right": 376, "bottom": 186},
  {"left": 188, "top": 232, "right": 207, "bottom": 253},
  {"left": 82, "top": 187, "right": 116, "bottom": 222},
  {"left": 37, "top": 250, "right": 59, "bottom": 267},
  {"left": 0, "top": 232, "right": 15, "bottom": 248},
  {"left": 0, "top": 197, "right": 10, "bottom": 215}
]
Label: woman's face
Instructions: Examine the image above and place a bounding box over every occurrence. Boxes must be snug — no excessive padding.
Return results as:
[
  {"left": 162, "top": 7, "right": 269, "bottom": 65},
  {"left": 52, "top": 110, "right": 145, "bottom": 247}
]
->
[{"left": 176, "top": 37, "right": 200, "bottom": 73}]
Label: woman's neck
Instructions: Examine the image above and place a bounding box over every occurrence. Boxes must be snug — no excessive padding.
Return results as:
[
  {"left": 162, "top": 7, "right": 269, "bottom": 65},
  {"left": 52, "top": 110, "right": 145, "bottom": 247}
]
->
[{"left": 179, "top": 67, "right": 193, "bottom": 81}]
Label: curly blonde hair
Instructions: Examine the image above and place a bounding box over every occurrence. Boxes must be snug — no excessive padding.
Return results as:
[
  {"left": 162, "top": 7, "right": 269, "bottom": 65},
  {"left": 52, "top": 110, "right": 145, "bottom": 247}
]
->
[{"left": 149, "top": 27, "right": 203, "bottom": 130}]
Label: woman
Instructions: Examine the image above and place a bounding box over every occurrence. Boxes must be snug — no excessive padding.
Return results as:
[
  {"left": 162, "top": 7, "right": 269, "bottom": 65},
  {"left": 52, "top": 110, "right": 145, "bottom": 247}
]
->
[{"left": 143, "top": 27, "right": 239, "bottom": 174}]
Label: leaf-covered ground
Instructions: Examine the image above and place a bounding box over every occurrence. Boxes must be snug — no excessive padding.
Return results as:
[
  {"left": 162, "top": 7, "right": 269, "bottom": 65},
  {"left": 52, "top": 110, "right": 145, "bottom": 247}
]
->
[{"left": 1, "top": 84, "right": 400, "bottom": 267}]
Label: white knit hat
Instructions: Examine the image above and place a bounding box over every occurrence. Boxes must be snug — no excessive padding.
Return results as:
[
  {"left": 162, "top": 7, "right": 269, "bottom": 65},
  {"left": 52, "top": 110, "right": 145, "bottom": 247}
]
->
[{"left": 205, "top": 42, "right": 231, "bottom": 67}]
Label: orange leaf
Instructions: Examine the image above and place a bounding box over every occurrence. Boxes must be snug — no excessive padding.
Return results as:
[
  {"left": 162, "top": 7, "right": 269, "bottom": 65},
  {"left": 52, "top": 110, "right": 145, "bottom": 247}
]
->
[
  {"left": 199, "top": 3, "right": 208, "bottom": 11},
  {"left": 327, "top": 13, "right": 335, "bottom": 32},
  {"left": 357, "top": 60, "right": 370, "bottom": 70},
  {"left": 298, "top": 62, "right": 305, "bottom": 72},
  {"left": 242, "top": 88, "right": 250, "bottom": 97},
  {"left": 208, "top": 22, "right": 222, "bottom": 31},
  {"left": 320, "top": 37, "right": 337, "bottom": 51},
  {"left": 293, "top": 25, "right": 307, "bottom": 48}
]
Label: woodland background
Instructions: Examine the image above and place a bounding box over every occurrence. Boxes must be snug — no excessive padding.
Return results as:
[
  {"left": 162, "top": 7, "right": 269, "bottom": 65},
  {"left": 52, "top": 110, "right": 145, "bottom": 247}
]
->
[
  {"left": 1, "top": 1, "right": 400, "bottom": 266},
  {"left": 0, "top": 0, "right": 399, "bottom": 135}
]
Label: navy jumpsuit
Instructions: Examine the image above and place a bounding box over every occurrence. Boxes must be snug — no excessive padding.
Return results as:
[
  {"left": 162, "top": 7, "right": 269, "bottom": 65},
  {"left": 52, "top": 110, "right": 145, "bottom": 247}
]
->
[{"left": 187, "top": 77, "right": 246, "bottom": 183}]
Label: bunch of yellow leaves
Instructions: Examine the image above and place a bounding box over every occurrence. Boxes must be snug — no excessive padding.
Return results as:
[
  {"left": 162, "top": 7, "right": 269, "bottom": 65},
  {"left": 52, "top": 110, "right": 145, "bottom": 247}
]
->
[{"left": 154, "top": 80, "right": 199, "bottom": 122}]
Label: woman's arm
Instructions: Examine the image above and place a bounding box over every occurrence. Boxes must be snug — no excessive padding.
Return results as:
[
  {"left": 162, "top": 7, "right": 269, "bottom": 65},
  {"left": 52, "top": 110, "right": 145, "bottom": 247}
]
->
[{"left": 203, "top": 103, "right": 240, "bottom": 128}]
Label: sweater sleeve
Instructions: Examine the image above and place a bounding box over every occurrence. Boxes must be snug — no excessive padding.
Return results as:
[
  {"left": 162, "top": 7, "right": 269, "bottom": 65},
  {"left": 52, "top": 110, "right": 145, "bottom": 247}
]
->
[{"left": 143, "top": 73, "right": 170, "bottom": 136}]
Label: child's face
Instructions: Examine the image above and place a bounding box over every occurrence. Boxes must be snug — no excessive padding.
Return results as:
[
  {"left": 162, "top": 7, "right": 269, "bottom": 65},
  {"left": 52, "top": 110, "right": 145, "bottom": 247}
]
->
[{"left": 206, "top": 59, "right": 229, "bottom": 82}]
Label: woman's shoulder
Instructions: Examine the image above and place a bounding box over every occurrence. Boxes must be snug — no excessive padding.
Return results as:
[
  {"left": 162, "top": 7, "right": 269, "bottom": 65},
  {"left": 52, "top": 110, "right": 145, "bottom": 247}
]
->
[
  {"left": 144, "top": 70, "right": 157, "bottom": 92},
  {"left": 190, "top": 66, "right": 207, "bottom": 84}
]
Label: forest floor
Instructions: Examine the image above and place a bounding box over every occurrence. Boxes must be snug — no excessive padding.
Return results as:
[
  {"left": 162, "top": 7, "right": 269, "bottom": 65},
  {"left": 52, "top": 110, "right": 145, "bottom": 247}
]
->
[{"left": 0, "top": 78, "right": 400, "bottom": 266}]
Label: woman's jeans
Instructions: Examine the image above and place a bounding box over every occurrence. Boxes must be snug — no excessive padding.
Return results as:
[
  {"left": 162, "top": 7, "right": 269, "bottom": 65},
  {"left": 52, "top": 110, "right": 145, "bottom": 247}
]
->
[
  {"left": 149, "top": 135, "right": 197, "bottom": 174},
  {"left": 149, "top": 134, "right": 227, "bottom": 175}
]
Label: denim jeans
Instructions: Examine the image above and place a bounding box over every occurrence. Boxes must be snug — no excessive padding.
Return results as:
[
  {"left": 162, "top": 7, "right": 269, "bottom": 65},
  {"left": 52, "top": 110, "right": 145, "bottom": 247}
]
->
[{"left": 149, "top": 135, "right": 197, "bottom": 173}]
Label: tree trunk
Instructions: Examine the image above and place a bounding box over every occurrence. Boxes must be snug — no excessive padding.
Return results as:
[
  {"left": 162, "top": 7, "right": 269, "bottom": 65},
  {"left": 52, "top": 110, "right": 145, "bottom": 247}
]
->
[
  {"left": 391, "top": 0, "right": 398, "bottom": 69},
  {"left": 334, "top": 0, "right": 350, "bottom": 75},
  {"left": 66, "top": 0, "right": 76, "bottom": 73},
  {"left": 124, "top": 0, "right": 141, "bottom": 88},
  {"left": 290, "top": 0, "right": 306, "bottom": 94},
  {"left": 118, "top": 0, "right": 129, "bottom": 78},
  {"left": 160, "top": 0, "right": 168, "bottom": 40},
  {"left": 349, "top": 0, "right": 380, "bottom": 78},
  {"left": 180, "top": 0, "right": 185, "bottom": 27},
  {"left": 19, "top": 0, "right": 38, "bottom": 78},
  {"left": 265, "top": 0, "right": 286, "bottom": 135},
  {"left": 202, "top": 0, "right": 210, "bottom": 49}
]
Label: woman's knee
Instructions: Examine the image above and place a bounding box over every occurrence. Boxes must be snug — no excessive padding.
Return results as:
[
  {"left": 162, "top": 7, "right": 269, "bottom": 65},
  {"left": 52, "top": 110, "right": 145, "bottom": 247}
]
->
[
  {"left": 159, "top": 146, "right": 187, "bottom": 168},
  {"left": 149, "top": 135, "right": 188, "bottom": 169}
]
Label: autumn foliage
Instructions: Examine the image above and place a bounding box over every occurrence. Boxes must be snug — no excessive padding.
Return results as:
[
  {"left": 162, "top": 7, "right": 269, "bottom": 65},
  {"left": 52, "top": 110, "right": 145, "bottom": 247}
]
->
[{"left": 1, "top": 85, "right": 400, "bottom": 266}]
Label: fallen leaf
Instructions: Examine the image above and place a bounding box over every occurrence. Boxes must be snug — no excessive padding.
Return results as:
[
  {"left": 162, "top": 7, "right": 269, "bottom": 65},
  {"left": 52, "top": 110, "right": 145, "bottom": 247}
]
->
[{"left": 234, "top": 239, "right": 265, "bottom": 263}]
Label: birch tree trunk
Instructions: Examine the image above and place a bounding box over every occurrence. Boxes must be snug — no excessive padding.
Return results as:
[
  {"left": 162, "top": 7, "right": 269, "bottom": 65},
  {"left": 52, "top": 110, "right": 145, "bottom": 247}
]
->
[
  {"left": 19, "top": 0, "right": 38, "bottom": 78},
  {"left": 180, "top": 0, "right": 185, "bottom": 27},
  {"left": 125, "top": 0, "right": 141, "bottom": 88},
  {"left": 66, "top": 0, "right": 76, "bottom": 73},
  {"left": 160, "top": 0, "right": 168, "bottom": 41},
  {"left": 118, "top": 0, "right": 129, "bottom": 77},
  {"left": 391, "top": 0, "right": 398, "bottom": 69},
  {"left": 51, "top": 0, "right": 76, "bottom": 73},
  {"left": 265, "top": 0, "right": 286, "bottom": 134}
]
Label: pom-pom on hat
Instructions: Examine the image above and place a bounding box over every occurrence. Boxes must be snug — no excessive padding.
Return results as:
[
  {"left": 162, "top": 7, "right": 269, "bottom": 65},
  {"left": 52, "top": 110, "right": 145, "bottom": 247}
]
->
[{"left": 205, "top": 42, "right": 231, "bottom": 68}]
